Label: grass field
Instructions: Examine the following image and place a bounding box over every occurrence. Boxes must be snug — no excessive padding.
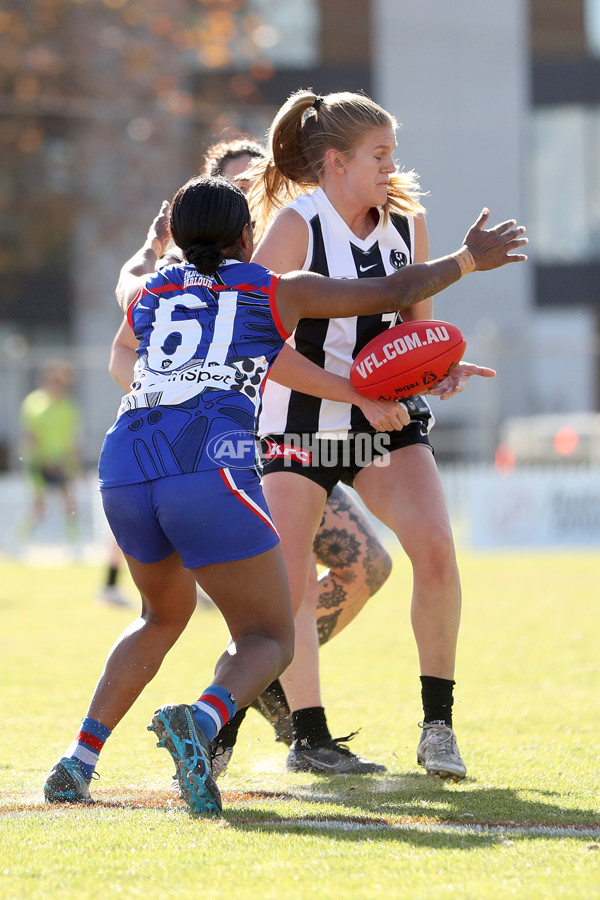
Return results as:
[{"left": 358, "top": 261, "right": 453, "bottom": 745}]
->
[{"left": 1, "top": 550, "right": 599, "bottom": 899}]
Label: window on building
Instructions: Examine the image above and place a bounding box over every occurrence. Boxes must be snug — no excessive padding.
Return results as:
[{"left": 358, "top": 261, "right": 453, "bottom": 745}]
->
[
  {"left": 586, "top": 0, "right": 600, "bottom": 54},
  {"left": 196, "top": 0, "right": 318, "bottom": 70},
  {"left": 529, "top": 105, "right": 600, "bottom": 262}
]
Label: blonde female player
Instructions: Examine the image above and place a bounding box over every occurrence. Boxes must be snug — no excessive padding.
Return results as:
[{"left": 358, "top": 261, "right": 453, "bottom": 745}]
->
[{"left": 247, "top": 89, "right": 527, "bottom": 781}]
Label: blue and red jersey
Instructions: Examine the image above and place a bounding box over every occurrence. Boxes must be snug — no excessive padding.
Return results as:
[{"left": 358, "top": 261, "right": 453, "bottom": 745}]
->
[{"left": 99, "top": 259, "right": 288, "bottom": 488}]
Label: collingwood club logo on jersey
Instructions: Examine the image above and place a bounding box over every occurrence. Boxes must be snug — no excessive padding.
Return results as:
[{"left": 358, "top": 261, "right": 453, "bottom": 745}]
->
[{"left": 389, "top": 249, "right": 408, "bottom": 270}]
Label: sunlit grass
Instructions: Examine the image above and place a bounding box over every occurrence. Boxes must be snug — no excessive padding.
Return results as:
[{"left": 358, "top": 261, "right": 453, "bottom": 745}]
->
[{"left": 0, "top": 551, "right": 599, "bottom": 899}]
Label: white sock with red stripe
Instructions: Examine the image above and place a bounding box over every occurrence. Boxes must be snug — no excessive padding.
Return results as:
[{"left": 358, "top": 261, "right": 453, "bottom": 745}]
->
[
  {"left": 191, "top": 685, "right": 237, "bottom": 742},
  {"left": 65, "top": 716, "right": 112, "bottom": 781}
]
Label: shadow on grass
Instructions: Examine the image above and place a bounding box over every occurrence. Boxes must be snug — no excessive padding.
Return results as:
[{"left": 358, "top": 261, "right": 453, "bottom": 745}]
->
[
  {"left": 5, "top": 777, "right": 599, "bottom": 850},
  {"left": 220, "top": 772, "right": 600, "bottom": 844},
  {"left": 226, "top": 813, "right": 501, "bottom": 849}
]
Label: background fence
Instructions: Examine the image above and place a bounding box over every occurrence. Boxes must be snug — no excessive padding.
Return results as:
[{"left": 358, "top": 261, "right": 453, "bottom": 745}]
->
[{"left": 2, "top": 463, "right": 599, "bottom": 561}]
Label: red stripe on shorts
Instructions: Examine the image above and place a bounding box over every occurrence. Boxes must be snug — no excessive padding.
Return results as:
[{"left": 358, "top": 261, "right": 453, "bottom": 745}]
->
[{"left": 218, "top": 468, "right": 278, "bottom": 535}]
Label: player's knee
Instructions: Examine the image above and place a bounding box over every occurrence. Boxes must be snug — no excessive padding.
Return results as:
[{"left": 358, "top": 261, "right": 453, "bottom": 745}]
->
[
  {"left": 278, "top": 630, "right": 295, "bottom": 671},
  {"left": 257, "top": 622, "right": 294, "bottom": 674},
  {"left": 280, "top": 643, "right": 294, "bottom": 673},
  {"left": 141, "top": 602, "right": 195, "bottom": 634},
  {"left": 408, "top": 524, "right": 457, "bottom": 582}
]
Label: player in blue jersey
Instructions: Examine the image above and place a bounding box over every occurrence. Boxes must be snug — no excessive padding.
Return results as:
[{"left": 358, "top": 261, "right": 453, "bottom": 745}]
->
[
  {"left": 44, "top": 174, "right": 526, "bottom": 814},
  {"left": 110, "top": 139, "right": 398, "bottom": 774}
]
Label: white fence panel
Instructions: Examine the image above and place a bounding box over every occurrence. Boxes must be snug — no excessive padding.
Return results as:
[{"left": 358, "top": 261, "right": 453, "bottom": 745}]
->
[
  {"left": 441, "top": 465, "right": 600, "bottom": 549},
  {"left": 2, "top": 466, "right": 600, "bottom": 560}
]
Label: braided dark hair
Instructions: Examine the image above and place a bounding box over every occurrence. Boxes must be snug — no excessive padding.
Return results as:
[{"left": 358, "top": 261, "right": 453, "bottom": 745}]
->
[{"left": 170, "top": 175, "right": 251, "bottom": 276}]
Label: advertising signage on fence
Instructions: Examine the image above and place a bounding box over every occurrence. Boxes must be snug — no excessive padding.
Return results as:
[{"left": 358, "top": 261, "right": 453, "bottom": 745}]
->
[{"left": 468, "top": 468, "right": 600, "bottom": 548}]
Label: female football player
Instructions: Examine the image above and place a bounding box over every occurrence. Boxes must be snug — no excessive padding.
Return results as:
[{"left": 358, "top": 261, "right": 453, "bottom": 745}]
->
[
  {"left": 247, "top": 89, "right": 526, "bottom": 781},
  {"left": 123, "top": 138, "right": 399, "bottom": 773}
]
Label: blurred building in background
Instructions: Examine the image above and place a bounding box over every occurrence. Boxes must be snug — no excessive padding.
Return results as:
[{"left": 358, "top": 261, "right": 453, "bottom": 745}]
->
[{"left": 1, "top": 0, "right": 599, "bottom": 471}]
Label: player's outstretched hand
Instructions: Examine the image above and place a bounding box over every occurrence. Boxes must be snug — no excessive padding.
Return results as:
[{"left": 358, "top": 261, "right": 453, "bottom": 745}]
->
[
  {"left": 463, "top": 209, "right": 528, "bottom": 271},
  {"left": 352, "top": 394, "right": 411, "bottom": 431},
  {"left": 145, "top": 200, "right": 171, "bottom": 257},
  {"left": 427, "top": 361, "right": 496, "bottom": 401}
]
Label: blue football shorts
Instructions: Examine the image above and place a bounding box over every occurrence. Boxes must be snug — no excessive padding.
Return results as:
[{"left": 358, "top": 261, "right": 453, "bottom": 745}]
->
[{"left": 100, "top": 467, "right": 280, "bottom": 568}]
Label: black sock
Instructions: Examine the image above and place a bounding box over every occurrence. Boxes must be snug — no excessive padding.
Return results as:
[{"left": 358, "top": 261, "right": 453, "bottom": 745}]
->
[
  {"left": 216, "top": 707, "right": 248, "bottom": 748},
  {"left": 106, "top": 565, "right": 119, "bottom": 588},
  {"left": 420, "top": 676, "right": 455, "bottom": 727},
  {"left": 291, "top": 706, "right": 331, "bottom": 746}
]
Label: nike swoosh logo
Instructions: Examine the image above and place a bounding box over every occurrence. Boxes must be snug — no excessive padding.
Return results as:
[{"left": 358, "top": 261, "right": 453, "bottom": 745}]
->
[
  {"left": 358, "top": 263, "right": 378, "bottom": 272},
  {"left": 301, "top": 755, "right": 341, "bottom": 770}
]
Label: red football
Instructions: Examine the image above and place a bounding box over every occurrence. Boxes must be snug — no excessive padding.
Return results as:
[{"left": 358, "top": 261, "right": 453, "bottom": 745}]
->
[{"left": 350, "top": 320, "right": 466, "bottom": 400}]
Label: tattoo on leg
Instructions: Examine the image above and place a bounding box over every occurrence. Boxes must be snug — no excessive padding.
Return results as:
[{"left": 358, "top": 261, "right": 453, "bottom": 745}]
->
[
  {"left": 313, "top": 486, "right": 392, "bottom": 645},
  {"left": 317, "top": 581, "right": 348, "bottom": 609},
  {"left": 317, "top": 610, "right": 342, "bottom": 646},
  {"left": 363, "top": 533, "right": 393, "bottom": 596},
  {"left": 312, "top": 527, "right": 360, "bottom": 569},
  {"left": 323, "top": 486, "right": 355, "bottom": 520},
  {"left": 316, "top": 486, "right": 392, "bottom": 596}
]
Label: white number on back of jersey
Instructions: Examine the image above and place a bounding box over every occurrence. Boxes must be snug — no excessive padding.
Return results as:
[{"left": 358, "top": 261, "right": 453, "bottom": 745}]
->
[{"left": 145, "top": 291, "right": 238, "bottom": 373}]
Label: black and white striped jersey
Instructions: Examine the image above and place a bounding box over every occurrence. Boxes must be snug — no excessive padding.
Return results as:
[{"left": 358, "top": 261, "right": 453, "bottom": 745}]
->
[{"left": 258, "top": 187, "right": 433, "bottom": 439}]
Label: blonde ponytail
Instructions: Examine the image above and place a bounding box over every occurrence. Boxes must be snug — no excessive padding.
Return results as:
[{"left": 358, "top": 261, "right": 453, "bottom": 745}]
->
[{"left": 248, "top": 89, "right": 425, "bottom": 240}]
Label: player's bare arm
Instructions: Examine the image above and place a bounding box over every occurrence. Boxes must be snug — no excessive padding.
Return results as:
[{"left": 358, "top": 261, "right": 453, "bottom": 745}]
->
[
  {"left": 270, "top": 344, "right": 409, "bottom": 432},
  {"left": 275, "top": 209, "right": 528, "bottom": 334},
  {"left": 109, "top": 317, "right": 139, "bottom": 391}
]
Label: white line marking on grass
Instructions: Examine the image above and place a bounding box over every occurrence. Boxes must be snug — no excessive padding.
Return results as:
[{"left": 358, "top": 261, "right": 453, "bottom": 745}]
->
[{"left": 243, "top": 819, "right": 600, "bottom": 839}]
